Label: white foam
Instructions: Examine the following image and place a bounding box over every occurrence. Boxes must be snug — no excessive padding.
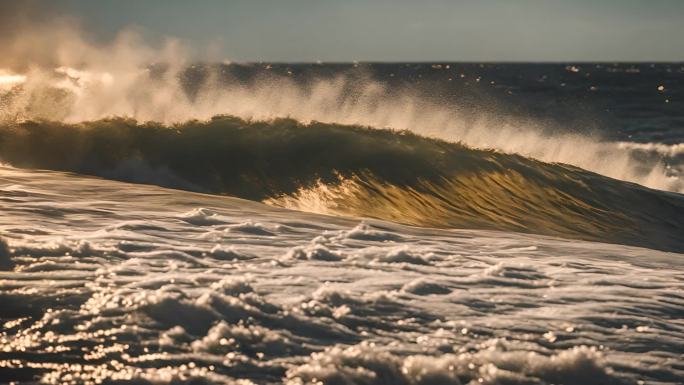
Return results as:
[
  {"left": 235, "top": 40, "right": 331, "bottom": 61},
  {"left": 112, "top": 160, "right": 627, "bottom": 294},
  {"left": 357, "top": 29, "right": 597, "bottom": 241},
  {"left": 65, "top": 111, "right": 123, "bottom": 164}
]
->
[
  {"left": 287, "top": 342, "right": 618, "bottom": 385},
  {"left": 334, "top": 223, "right": 404, "bottom": 242},
  {"left": 401, "top": 279, "right": 451, "bottom": 295},
  {"left": 375, "top": 246, "right": 434, "bottom": 265},
  {"left": 178, "top": 208, "right": 225, "bottom": 226},
  {"left": 0, "top": 165, "right": 681, "bottom": 384},
  {"left": 617, "top": 141, "right": 684, "bottom": 158},
  {"left": 283, "top": 244, "right": 343, "bottom": 262}
]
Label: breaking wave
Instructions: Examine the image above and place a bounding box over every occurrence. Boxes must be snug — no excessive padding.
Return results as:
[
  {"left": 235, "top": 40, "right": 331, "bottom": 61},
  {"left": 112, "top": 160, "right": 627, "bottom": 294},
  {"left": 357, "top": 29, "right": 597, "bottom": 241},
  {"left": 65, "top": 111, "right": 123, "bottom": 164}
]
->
[
  {"left": 1, "top": 58, "right": 682, "bottom": 195},
  {"left": 1, "top": 115, "right": 683, "bottom": 252}
]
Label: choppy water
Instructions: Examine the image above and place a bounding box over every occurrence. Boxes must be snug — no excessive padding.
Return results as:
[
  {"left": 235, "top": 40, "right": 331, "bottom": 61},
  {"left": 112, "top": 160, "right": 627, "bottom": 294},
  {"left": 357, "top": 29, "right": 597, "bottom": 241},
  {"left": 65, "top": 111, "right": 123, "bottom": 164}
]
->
[{"left": 1, "top": 165, "right": 683, "bottom": 385}]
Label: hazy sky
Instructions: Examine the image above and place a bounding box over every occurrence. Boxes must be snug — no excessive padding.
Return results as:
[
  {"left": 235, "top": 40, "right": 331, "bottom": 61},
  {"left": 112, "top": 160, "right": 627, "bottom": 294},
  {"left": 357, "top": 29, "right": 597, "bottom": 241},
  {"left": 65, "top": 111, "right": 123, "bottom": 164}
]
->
[{"left": 19, "top": 0, "right": 684, "bottom": 61}]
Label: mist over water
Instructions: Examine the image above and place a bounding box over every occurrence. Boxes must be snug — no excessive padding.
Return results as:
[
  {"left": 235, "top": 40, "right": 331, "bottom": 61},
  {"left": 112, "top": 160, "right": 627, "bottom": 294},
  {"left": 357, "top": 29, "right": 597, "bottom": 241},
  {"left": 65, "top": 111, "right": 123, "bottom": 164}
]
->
[{"left": 0, "top": 26, "right": 682, "bottom": 195}]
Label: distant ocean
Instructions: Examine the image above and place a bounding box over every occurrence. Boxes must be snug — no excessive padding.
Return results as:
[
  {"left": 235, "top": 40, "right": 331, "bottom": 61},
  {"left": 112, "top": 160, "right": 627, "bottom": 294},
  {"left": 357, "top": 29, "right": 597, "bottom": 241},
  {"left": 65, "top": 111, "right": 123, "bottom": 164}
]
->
[{"left": 1, "top": 63, "right": 683, "bottom": 384}]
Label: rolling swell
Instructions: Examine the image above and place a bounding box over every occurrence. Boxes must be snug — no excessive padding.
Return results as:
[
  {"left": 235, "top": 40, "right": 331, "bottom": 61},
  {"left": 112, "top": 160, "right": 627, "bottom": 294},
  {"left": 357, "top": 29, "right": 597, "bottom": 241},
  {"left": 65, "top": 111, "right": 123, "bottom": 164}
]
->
[{"left": 1, "top": 115, "right": 683, "bottom": 252}]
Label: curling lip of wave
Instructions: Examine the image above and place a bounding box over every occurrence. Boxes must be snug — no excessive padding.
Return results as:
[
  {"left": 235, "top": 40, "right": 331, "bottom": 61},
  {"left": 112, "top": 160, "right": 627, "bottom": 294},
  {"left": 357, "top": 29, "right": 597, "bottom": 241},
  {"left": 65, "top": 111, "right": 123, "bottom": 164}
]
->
[{"left": 0, "top": 115, "right": 683, "bottom": 253}]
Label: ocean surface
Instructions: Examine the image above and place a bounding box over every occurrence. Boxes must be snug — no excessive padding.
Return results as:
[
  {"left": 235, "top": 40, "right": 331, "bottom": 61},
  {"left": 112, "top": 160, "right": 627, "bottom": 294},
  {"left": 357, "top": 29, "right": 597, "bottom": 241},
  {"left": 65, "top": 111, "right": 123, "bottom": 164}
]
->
[{"left": 0, "top": 63, "right": 683, "bottom": 384}]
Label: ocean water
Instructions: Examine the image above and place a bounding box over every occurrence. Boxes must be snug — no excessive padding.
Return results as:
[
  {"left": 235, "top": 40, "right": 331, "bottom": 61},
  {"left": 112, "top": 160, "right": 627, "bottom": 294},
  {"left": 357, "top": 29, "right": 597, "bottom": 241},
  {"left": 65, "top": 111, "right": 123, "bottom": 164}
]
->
[{"left": 0, "top": 63, "right": 683, "bottom": 384}]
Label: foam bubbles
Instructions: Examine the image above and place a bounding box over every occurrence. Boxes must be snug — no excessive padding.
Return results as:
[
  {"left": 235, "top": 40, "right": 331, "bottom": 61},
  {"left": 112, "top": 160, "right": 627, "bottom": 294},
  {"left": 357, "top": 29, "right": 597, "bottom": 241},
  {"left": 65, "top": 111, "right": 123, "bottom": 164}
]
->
[
  {"left": 0, "top": 165, "right": 682, "bottom": 384},
  {"left": 287, "top": 343, "right": 622, "bottom": 385}
]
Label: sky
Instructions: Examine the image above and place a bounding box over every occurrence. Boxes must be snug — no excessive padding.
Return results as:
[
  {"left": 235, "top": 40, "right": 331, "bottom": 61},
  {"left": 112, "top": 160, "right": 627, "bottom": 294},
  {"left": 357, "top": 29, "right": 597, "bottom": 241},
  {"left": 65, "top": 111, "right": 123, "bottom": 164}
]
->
[{"left": 5, "top": 0, "right": 684, "bottom": 62}]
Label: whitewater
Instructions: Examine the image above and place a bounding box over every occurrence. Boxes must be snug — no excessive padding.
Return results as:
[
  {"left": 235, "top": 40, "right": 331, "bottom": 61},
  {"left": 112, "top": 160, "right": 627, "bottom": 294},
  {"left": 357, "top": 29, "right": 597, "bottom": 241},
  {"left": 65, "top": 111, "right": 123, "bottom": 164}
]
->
[
  {"left": 1, "top": 164, "right": 683, "bottom": 385},
  {"left": 1, "top": 30, "right": 684, "bottom": 384}
]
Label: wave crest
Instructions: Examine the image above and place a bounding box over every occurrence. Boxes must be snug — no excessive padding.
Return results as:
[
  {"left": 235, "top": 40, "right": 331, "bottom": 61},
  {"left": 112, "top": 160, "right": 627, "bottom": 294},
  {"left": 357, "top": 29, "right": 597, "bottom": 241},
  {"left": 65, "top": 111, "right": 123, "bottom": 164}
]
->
[
  {"left": 1, "top": 115, "right": 683, "bottom": 252},
  {"left": 1, "top": 61, "right": 682, "bottom": 194}
]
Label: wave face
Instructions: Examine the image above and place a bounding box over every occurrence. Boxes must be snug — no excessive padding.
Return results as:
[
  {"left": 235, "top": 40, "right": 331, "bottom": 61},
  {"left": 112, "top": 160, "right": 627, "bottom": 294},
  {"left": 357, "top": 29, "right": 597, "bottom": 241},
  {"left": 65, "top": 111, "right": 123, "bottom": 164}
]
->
[{"left": 1, "top": 116, "right": 683, "bottom": 252}]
